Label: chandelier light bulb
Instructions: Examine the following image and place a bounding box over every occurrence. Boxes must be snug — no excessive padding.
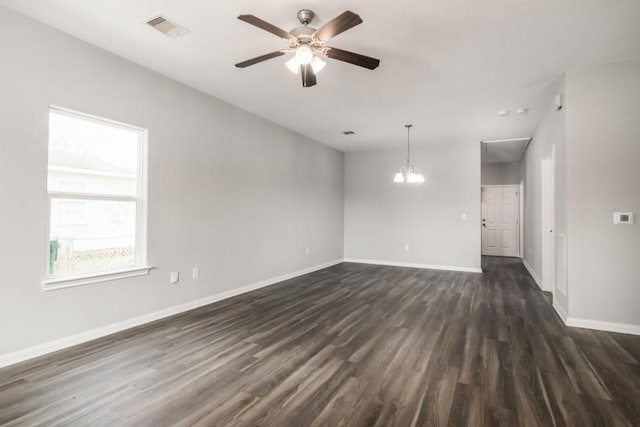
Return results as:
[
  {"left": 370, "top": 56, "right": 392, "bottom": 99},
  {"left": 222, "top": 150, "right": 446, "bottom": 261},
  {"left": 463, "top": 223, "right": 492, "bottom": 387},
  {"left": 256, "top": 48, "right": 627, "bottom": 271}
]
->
[{"left": 393, "top": 171, "right": 405, "bottom": 183}]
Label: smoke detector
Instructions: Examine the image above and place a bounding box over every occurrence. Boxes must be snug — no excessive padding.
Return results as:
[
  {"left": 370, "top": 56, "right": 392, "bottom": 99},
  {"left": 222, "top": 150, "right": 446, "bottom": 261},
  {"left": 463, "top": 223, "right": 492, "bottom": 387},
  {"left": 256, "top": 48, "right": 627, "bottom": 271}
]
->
[{"left": 146, "top": 15, "right": 190, "bottom": 38}]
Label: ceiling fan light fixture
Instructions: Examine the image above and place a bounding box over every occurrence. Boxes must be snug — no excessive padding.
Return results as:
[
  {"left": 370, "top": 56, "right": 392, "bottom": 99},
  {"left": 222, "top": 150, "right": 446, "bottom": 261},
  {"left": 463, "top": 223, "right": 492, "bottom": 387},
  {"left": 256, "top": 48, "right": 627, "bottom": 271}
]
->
[
  {"left": 235, "top": 10, "right": 380, "bottom": 87},
  {"left": 285, "top": 57, "right": 300, "bottom": 74},
  {"left": 295, "top": 45, "right": 313, "bottom": 65},
  {"left": 311, "top": 56, "right": 326, "bottom": 74},
  {"left": 286, "top": 53, "right": 324, "bottom": 75}
]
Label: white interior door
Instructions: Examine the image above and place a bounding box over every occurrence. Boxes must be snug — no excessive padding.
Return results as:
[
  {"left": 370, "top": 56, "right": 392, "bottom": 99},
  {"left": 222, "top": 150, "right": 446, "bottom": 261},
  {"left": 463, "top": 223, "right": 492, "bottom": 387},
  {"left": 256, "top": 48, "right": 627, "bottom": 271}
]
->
[{"left": 481, "top": 185, "right": 519, "bottom": 257}]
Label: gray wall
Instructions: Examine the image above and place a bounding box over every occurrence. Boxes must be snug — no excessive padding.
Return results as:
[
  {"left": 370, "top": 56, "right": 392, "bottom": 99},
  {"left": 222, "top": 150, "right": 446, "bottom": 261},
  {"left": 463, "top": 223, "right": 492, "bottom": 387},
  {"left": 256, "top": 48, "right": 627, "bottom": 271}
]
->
[
  {"left": 344, "top": 142, "right": 481, "bottom": 270},
  {"left": 0, "top": 7, "right": 344, "bottom": 357},
  {"left": 566, "top": 60, "right": 640, "bottom": 325},
  {"left": 481, "top": 162, "right": 522, "bottom": 185},
  {"left": 523, "top": 77, "right": 568, "bottom": 310}
]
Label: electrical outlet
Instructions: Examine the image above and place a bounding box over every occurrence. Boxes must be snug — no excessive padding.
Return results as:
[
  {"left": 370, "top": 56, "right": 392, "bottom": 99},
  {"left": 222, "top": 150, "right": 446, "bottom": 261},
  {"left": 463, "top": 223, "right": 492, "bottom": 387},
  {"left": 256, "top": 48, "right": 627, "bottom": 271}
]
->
[
  {"left": 192, "top": 267, "right": 199, "bottom": 279},
  {"left": 404, "top": 244, "right": 410, "bottom": 252},
  {"left": 305, "top": 247, "right": 310, "bottom": 256},
  {"left": 613, "top": 212, "right": 634, "bottom": 224},
  {"left": 170, "top": 272, "right": 179, "bottom": 283}
]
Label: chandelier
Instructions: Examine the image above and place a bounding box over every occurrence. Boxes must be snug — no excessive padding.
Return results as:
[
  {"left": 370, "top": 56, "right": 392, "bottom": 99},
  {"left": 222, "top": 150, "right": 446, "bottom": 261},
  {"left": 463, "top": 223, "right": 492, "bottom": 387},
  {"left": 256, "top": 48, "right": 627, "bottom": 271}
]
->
[{"left": 393, "top": 124, "right": 425, "bottom": 183}]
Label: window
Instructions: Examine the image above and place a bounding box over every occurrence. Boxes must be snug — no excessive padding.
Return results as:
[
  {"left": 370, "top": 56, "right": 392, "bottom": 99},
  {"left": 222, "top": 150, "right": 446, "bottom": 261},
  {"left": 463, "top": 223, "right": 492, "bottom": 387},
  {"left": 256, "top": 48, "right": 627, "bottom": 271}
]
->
[{"left": 45, "top": 107, "right": 149, "bottom": 289}]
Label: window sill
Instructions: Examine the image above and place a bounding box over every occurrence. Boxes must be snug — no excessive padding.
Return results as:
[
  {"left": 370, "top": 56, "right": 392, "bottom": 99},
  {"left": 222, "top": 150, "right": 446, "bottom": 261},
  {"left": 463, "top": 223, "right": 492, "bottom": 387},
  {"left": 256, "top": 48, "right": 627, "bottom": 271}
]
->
[{"left": 42, "top": 266, "right": 153, "bottom": 291}]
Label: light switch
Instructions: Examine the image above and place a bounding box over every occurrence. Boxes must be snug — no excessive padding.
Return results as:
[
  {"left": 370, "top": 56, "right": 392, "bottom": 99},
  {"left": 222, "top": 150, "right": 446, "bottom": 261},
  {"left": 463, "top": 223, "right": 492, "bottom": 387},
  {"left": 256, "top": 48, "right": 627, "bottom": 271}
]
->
[{"left": 170, "top": 272, "right": 179, "bottom": 283}]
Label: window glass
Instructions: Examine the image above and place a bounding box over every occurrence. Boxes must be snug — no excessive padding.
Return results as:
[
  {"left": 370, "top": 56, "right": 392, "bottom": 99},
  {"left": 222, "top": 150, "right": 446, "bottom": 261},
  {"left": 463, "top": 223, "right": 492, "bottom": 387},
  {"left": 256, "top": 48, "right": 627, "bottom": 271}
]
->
[
  {"left": 48, "top": 110, "right": 138, "bottom": 196},
  {"left": 49, "top": 199, "right": 136, "bottom": 275},
  {"left": 47, "top": 108, "right": 146, "bottom": 279}
]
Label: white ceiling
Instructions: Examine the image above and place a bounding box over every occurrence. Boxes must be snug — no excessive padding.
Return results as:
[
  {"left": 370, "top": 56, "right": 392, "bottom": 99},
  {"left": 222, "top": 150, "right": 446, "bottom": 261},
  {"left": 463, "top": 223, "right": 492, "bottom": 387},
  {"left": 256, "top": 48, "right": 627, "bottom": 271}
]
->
[{"left": 2, "top": 0, "right": 640, "bottom": 152}]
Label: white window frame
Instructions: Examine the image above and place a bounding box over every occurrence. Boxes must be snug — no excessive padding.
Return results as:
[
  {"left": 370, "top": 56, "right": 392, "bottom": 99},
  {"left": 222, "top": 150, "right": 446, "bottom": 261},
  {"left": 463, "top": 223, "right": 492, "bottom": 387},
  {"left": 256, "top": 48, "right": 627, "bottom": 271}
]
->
[{"left": 43, "top": 106, "right": 151, "bottom": 291}]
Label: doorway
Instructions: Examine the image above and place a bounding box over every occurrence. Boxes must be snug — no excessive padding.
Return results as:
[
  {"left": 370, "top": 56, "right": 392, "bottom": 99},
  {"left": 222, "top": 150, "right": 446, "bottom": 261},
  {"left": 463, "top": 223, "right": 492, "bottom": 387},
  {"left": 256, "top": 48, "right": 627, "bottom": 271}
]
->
[
  {"left": 481, "top": 185, "right": 520, "bottom": 257},
  {"left": 480, "top": 137, "right": 530, "bottom": 260}
]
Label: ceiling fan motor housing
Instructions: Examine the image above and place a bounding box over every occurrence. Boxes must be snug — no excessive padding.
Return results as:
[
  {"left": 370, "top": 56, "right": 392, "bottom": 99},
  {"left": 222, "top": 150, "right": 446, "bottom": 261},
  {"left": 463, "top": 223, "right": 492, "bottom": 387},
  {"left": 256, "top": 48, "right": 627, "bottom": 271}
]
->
[
  {"left": 290, "top": 26, "right": 316, "bottom": 47},
  {"left": 297, "top": 9, "right": 315, "bottom": 26}
]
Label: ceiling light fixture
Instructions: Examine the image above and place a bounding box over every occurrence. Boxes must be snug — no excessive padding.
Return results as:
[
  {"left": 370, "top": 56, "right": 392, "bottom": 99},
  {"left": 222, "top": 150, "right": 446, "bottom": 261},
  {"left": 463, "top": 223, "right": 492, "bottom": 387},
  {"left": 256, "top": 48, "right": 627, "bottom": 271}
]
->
[
  {"left": 295, "top": 45, "right": 313, "bottom": 64},
  {"left": 497, "top": 110, "right": 510, "bottom": 116},
  {"left": 235, "top": 10, "right": 380, "bottom": 88},
  {"left": 393, "top": 124, "right": 425, "bottom": 184},
  {"left": 285, "top": 48, "right": 326, "bottom": 74}
]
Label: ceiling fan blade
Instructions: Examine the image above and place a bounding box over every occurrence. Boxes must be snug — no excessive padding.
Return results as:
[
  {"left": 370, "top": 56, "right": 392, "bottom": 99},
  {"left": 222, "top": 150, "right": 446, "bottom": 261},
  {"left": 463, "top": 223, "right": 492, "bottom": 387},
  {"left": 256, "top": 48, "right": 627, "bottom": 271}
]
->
[
  {"left": 313, "top": 11, "right": 363, "bottom": 41},
  {"left": 324, "top": 47, "right": 380, "bottom": 70},
  {"left": 301, "top": 64, "right": 317, "bottom": 87},
  {"left": 235, "top": 51, "right": 286, "bottom": 68},
  {"left": 237, "top": 14, "right": 295, "bottom": 40}
]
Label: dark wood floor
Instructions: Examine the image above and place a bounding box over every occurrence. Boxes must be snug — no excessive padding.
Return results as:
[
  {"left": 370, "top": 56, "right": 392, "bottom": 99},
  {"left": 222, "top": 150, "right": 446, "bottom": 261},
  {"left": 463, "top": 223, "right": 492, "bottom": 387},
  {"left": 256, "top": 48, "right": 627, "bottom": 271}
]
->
[{"left": 1, "top": 257, "right": 639, "bottom": 426}]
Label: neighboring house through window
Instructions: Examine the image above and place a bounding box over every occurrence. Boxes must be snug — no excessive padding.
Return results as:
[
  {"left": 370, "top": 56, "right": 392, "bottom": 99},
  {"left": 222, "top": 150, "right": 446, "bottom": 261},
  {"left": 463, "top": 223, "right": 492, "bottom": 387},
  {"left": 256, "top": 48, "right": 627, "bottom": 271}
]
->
[{"left": 46, "top": 107, "right": 148, "bottom": 283}]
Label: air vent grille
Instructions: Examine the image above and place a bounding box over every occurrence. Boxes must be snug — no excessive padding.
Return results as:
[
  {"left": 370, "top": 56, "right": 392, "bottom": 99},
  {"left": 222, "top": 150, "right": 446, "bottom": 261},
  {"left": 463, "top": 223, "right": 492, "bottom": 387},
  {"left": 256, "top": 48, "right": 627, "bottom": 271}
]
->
[{"left": 146, "top": 15, "right": 190, "bottom": 38}]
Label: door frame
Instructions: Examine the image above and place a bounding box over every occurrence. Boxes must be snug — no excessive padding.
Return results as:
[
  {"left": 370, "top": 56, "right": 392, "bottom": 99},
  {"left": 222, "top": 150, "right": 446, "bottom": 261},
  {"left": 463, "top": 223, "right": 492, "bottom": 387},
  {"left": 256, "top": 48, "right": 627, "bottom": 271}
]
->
[
  {"left": 481, "top": 184, "right": 522, "bottom": 257},
  {"left": 519, "top": 182, "right": 524, "bottom": 258},
  {"left": 541, "top": 145, "right": 556, "bottom": 293}
]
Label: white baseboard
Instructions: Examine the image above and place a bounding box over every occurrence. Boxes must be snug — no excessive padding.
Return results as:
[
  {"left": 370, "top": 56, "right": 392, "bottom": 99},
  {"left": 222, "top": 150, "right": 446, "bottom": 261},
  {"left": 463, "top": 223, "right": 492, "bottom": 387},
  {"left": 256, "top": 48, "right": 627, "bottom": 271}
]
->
[
  {"left": 551, "top": 288, "right": 639, "bottom": 335},
  {"left": 566, "top": 317, "right": 640, "bottom": 336},
  {"left": 0, "top": 259, "right": 343, "bottom": 369},
  {"left": 553, "top": 301, "right": 568, "bottom": 323},
  {"left": 522, "top": 258, "right": 544, "bottom": 291},
  {"left": 521, "top": 260, "right": 639, "bottom": 335},
  {"left": 343, "top": 258, "right": 482, "bottom": 273}
]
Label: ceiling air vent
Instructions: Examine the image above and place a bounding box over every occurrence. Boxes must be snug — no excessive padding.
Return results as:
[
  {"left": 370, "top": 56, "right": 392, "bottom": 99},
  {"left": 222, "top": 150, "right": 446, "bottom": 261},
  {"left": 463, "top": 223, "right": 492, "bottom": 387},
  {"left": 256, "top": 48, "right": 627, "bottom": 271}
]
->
[{"left": 146, "top": 15, "right": 190, "bottom": 38}]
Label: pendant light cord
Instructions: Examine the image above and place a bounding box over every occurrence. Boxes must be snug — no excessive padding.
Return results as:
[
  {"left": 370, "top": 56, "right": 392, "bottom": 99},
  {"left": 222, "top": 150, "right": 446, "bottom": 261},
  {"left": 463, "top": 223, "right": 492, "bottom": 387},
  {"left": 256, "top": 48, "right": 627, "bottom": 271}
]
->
[{"left": 405, "top": 124, "right": 413, "bottom": 168}]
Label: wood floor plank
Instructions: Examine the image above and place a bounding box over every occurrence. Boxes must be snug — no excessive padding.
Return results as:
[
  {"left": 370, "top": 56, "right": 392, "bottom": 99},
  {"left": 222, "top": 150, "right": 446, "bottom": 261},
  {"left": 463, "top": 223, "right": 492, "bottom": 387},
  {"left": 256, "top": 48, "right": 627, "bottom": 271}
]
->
[{"left": 1, "top": 257, "right": 639, "bottom": 426}]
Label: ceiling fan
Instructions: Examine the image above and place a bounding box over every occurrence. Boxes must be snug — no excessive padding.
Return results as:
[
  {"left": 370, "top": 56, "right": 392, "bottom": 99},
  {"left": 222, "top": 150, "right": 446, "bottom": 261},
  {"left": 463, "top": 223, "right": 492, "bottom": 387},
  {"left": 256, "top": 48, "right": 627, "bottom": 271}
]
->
[{"left": 235, "top": 9, "right": 380, "bottom": 87}]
